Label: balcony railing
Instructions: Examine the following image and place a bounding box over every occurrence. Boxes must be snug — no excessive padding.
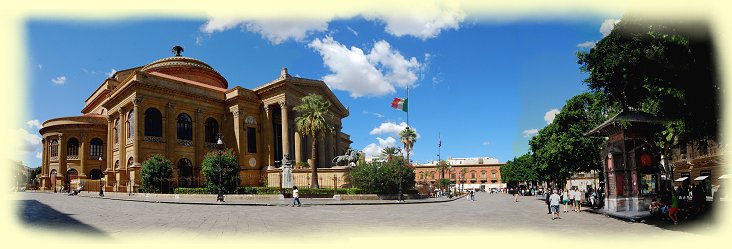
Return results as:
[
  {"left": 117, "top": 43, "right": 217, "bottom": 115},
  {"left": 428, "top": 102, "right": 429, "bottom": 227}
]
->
[
  {"left": 144, "top": 136, "right": 164, "bottom": 143},
  {"left": 66, "top": 155, "right": 79, "bottom": 160},
  {"left": 177, "top": 139, "right": 193, "bottom": 147},
  {"left": 50, "top": 156, "right": 58, "bottom": 161}
]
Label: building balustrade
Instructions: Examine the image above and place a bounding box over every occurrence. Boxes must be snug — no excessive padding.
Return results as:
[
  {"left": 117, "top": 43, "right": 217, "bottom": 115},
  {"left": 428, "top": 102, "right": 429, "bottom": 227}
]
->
[
  {"left": 126, "top": 138, "right": 133, "bottom": 145},
  {"left": 114, "top": 143, "right": 119, "bottom": 149},
  {"left": 143, "top": 136, "right": 164, "bottom": 143},
  {"left": 66, "top": 155, "right": 79, "bottom": 160},
  {"left": 177, "top": 139, "right": 193, "bottom": 147},
  {"left": 50, "top": 156, "right": 58, "bottom": 161}
]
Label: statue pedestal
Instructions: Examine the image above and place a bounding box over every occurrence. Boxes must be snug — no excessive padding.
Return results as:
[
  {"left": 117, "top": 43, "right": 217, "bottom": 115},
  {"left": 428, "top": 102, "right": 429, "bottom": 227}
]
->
[{"left": 282, "top": 164, "right": 293, "bottom": 188}]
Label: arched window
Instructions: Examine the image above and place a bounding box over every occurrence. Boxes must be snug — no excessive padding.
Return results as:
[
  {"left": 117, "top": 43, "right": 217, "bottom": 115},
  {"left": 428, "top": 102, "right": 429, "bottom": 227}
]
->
[
  {"left": 177, "top": 113, "right": 192, "bottom": 141},
  {"left": 114, "top": 160, "right": 120, "bottom": 170},
  {"left": 481, "top": 170, "right": 486, "bottom": 178},
  {"left": 50, "top": 139, "right": 59, "bottom": 157},
  {"left": 90, "top": 138, "right": 103, "bottom": 159},
  {"left": 114, "top": 118, "right": 120, "bottom": 144},
  {"left": 67, "top": 138, "right": 79, "bottom": 157},
  {"left": 178, "top": 158, "right": 193, "bottom": 188},
  {"left": 471, "top": 171, "right": 476, "bottom": 179},
  {"left": 127, "top": 110, "right": 134, "bottom": 139},
  {"left": 90, "top": 169, "right": 102, "bottom": 180},
  {"left": 127, "top": 157, "right": 134, "bottom": 168},
  {"left": 491, "top": 170, "right": 497, "bottom": 179},
  {"left": 204, "top": 117, "right": 218, "bottom": 143},
  {"left": 144, "top": 108, "right": 163, "bottom": 137}
]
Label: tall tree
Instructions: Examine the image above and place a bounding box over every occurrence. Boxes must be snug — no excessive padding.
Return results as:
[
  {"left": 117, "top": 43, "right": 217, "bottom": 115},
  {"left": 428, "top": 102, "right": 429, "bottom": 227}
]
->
[
  {"left": 294, "top": 94, "right": 334, "bottom": 189},
  {"left": 530, "top": 92, "right": 611, "bottom": 184},
  {"left": 399, "top": 127, "right": 417, "bottom": 165},
  {"left": 140, "top": 154, "right": 173, "bottom": 193},
  {"left": 435, "top": 160, "right": 451, "bottom": 189},
  {"left": 577, "top": 16, "right": 720, "bottom": 144}
]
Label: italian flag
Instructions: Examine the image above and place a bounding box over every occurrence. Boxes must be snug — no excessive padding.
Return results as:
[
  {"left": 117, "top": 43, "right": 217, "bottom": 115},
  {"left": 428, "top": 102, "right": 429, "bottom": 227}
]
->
[{"left": 391, "top": 98, "right": 408, "bottom": 112}]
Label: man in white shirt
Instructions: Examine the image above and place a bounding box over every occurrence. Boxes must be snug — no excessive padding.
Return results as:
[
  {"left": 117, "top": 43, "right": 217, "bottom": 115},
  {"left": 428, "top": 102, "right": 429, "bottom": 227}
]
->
[{"left": 549, "top": 189, "right": 561, "bottom": 220}]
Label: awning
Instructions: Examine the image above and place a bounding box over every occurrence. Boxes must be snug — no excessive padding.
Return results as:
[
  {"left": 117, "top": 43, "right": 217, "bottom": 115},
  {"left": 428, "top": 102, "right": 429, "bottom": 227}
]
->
[
  {"left": 694, "top": 175, "right": 710, "bottom": 181},
  {"left": 720, "top": 174, "right": 730, "bottom": 179},
  {"left": 674, "top": 177, "right": 689, "bottom": 182}
]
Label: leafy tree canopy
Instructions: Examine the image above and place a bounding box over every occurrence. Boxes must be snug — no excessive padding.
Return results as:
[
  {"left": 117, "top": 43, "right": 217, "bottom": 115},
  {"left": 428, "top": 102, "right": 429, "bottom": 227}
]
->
[
  {"left": 141, "top": 154, "right": 173, "bottom": 193},
  {"left": 202, "top": 149, "right": 240, "bottom": 194}
]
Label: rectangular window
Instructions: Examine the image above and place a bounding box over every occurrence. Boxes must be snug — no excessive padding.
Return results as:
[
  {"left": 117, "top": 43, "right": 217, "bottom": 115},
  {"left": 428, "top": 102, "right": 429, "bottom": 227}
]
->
[
  {"left": 247, "top": 127, "right": 257, "bottom": 153},
  {"left": 640, "top": 174, "right": 658, "bottom": 195}
]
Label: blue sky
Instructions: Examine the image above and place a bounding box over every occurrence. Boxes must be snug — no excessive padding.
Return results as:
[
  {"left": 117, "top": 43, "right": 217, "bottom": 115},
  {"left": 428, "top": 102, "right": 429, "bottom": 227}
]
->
[{"left": 18, "top": 13, "right": 621, "bottom": 167}]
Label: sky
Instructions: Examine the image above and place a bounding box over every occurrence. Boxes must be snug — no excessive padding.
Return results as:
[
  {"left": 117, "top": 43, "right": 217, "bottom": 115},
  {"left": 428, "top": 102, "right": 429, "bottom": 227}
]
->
[{"left": 16, "top": 11, "right": 622, "bottom": 167}]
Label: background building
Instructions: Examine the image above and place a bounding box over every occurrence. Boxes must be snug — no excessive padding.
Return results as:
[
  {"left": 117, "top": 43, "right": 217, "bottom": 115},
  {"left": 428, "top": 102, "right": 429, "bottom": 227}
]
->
[
  {"left": 416, "top": 157, "right": 504, "bottom": 192},
  {"left": 39, "top": 48, "right": 351, "bottom": 192}
]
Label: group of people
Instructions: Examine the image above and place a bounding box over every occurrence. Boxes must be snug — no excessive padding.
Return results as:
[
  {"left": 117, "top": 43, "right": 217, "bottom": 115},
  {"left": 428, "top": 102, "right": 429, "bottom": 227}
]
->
[
  {"left": 545, "top": 187, "right": 592, "bottom": 220},
  {"left": 649, "top": 184, "right": 713, "bottom": 225}
]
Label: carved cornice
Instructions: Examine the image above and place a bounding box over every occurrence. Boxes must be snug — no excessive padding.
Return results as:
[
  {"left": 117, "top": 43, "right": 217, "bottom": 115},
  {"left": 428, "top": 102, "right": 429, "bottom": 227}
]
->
[{"left": 133, "top": 97, "right": 143, "bottom": 106}]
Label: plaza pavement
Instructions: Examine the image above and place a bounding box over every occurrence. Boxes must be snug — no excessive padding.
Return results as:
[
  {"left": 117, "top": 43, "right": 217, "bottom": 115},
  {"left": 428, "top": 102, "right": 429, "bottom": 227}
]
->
[{"left": 13, "top": 191, "right": 722, "bottom": 242}]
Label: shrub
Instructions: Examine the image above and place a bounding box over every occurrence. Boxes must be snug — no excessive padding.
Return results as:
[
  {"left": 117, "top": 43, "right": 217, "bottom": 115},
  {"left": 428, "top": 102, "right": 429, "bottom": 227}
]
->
[
  {"left": 348, "top": 160, "right": 415, "bottom": 194},
  {"left": 174, "top": 188, "right": 211, "bottom": 194},
  {"left": 140, "top": 154, "right": 173, "bottom": 193},
  {"left": 202, "top": 149, "right": 240, "bottom": 194}
]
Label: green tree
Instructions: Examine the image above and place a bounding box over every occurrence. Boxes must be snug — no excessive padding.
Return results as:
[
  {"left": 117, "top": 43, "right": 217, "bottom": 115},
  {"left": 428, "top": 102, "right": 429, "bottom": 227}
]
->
[
  {"left": 434, "top": 159, "right": 451, "bottom": 188},
  {"left": 577, "top": 16, "right": 719, "bottom": 143},
  {"left": 380, "top": 146, "right": 401, "bottom": 162},
  {"left": 529, "top": 92, "right": 611, "bottom": 185},
  {"left": 294, "top": 94, "right": 334, "bottom": 189},
  {"left": 399, "top": 127, "right": 417, "bottom": 165},
  {"left": 141, "top": 154, "right": 173, "bottom": 193},
  {"left": 202, "top": 149, "right": 239, "bottom": 194},
  {"left": 349, "top": 160, "right": 415, "bottom": 194}
]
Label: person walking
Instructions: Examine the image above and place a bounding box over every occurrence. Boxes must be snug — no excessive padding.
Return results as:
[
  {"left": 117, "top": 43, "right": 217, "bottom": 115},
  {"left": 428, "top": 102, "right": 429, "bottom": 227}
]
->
[
  {"left": 513, "top": 188, "right": 519, "bottom": 202},
  {"left": 292, "top": 186, "right": 301, "bottom": 207},
  {"left": 574, "top": 187, "right": 582, "bottom": 212},
  {"left": 550, "top": 189, "right": 561, "bottom": 220},
  {"left": 568, "top": 187, "right": 576, "bottom": 211},
  {"left": 562, "top": 188, "right": 570, "bottom": 213},
  {"left": 669, "top": 187, "right": 680, "bottom": 224},
  {"left": 545, "top": 190, "right": 552, "bottom": 214}
]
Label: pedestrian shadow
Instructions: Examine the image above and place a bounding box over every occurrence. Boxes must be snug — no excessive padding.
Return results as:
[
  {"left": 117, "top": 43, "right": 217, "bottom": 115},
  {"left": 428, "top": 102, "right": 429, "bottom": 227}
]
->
[
  {"left": 638, "top": 209, "right": 720, "bottom": 234},
  {"left": 17, "top": 200, "right": 107, "bottom": 237}
]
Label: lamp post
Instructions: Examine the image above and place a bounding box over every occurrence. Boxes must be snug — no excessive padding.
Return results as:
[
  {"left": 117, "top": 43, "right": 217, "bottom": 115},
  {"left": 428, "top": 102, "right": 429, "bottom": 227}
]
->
[
  {"left": 99, "top": 156, "right": 104, "bottom": 197},
  {"left": 216, "top": 134, "right": 225, "bottom": 202}
]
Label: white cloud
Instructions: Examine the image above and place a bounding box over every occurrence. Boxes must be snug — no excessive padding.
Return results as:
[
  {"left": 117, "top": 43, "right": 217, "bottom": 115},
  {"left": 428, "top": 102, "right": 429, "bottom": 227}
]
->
[
  {"left": 362, "top": 110, "right": 384, "bottom": 119},
  {"left": 37, "top": 64, "right": 43, "bottom": 70},
  {"left": 309, "top": 37, "right": 422, "bottom": 98},
  {"left": 363, "top": 2, "right": 465, "bottom": 40},
  {"left": 544, "top": 109, "right": 560, "bottom": 124},
  {"left": 104, "top": 69, "right": 117, "bottom": 78},
  {"left": 362, "top": 136, "right": 400, "bottom": 161},
  {"left": 9, "top": 128, "right": 42, "bottom": 152},
  {"left": 600, "top": 19, "right": 620, "bottom": 37},
  {"left": 482, "top": 141, "right": 491, "bottom": 145},
  {"left": 346, "top": 26, "right": 359, "bottom": 36},
  {"left": 522, "top": 129, "right": 539, "bottom": 138},
  {"left": 51, "top": 76, "right": 66, "bottom": 85},
  {"left": 369, "top": 121, "right": 420, "bottom": 138},
  {"left": 201, "top": 17, "right": 328, "bottom": 45},
  {"left": 36, "top": 152, "right": 42, "bottom": 159},
  {"left": 26, "top": 120, "right": 42, "bottom": 130},
  {"left": 577, "top": 41, "right": 596, "bottom": 49}
]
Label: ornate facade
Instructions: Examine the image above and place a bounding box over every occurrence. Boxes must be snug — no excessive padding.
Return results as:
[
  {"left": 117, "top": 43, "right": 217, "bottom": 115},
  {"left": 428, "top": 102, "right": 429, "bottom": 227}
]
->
[{"left": 39, "top": 48, "right": 352, "bottom": 192}]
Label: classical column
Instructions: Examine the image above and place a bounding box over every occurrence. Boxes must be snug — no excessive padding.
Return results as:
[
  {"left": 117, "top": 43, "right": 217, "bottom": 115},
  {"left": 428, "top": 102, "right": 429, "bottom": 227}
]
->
[
  {"left": 294, "top": 131, "right": 302, "bottom": 164},
  {"left": 230, "top": 106, "right": 245, "bottom": 167},
  {"left": 58, "top": 133, "right": 66, "bottom": 175},
  {"left": 195, "top": 108, "right": 204, "bottom": 171},
  {"left": 165, "top": 102, "right": 176, "bottom": 161},
  {"left": 119, "top": 107, "right": 127, "bottom": 186},
  {"left": 106, "top": 117, "right": 113, "bottom": 189},
  {"left": 262, "top": 105, "right": 274, "bottom": 167},
  {"left": 279, "top": 101, "right": 290, "bottom": 161},
  {"left": 327, "top": 130, "right": 335, "bottom": 167},
  {"left": 41, "top": 138, "right": 48, "bottom": 190},
  {"left": 79, "top": 134, "right": 87, "bottom": 176},
  {"left": 133, "top": 97, "right": 142, "bottom": 165},
  {"left": 318, "top": 137, "right": 325, "bottom": 168}
]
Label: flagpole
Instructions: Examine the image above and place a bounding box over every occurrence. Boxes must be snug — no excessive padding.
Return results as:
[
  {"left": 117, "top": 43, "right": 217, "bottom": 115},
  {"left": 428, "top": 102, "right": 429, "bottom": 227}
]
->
[{"left": 406, "top": 84, "right": 410, "bottom": 127}]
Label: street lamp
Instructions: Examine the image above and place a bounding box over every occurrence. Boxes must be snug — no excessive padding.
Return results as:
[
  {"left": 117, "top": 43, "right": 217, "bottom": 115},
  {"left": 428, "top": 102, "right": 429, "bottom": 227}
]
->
[
  {"left": 216, "top": 134, "right": 225, "bottom": 202},
  {"left": 98, "top": 156, "right": 104, "bottom": 197}
]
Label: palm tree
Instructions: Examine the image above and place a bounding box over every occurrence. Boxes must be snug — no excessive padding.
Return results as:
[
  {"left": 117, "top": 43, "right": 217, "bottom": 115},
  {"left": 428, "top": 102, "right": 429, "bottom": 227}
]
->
[
  {"left": 399, "top": 127, "right": 417, "bottom": 165},
  {"left": 459, "top": 167, "right": 468, "bottom": 193},
  {"left": 294, "top": 94, "right": 333, "bottom": 189},
  {"left": 380, "top": 146, "right": 400, "bottom": 162},
  {"left": 435, "top": 160, "right": 451, "bottom": 188}
]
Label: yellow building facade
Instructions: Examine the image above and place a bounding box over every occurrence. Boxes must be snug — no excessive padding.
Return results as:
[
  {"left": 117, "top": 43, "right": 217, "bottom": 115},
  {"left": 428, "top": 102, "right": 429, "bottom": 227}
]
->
[{"left": 39, "top": 48, "right": 352, "bottom": 192}]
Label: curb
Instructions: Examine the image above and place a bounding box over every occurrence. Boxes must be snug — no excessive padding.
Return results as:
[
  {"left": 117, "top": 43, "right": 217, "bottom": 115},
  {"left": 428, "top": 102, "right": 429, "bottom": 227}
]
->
[{"left": 73, "top": 193, "right": 468, "bottom": 206}]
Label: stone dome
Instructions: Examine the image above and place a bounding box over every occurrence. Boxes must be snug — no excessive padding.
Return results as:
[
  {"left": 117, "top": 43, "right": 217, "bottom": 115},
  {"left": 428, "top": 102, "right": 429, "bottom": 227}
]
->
[{"left": 141, "top": 56, "right": 228, "bottom": 89}]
